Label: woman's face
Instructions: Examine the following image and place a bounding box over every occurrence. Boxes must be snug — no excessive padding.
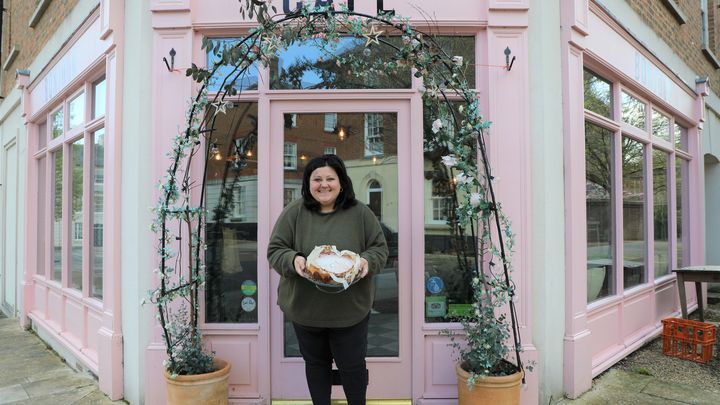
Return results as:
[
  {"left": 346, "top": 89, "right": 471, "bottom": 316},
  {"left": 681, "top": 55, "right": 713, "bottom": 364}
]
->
[{"left": 309, "top": 165, "right": 341, "bottom": 212}]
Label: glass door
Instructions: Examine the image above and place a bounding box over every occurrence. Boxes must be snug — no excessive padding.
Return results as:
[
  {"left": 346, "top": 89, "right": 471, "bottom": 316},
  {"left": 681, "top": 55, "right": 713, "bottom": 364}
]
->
[{"left": 268, "top": 99, "right": 411, "bottom": 400}]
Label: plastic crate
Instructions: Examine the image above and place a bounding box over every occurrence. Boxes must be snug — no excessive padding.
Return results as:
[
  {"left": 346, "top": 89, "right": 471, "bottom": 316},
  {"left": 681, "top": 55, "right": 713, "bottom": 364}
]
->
[{"left": 661, "top": 318, "right": 717, "bottom": 364}]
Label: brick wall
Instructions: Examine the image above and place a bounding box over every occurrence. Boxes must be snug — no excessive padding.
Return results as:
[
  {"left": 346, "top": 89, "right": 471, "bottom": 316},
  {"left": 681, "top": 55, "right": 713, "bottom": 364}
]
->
[
  {"left": 0, "top": 0, "right": 80, "bottom": 97},
  {"left": 624, "top": 0, "right": 720, "bottom": 93}
]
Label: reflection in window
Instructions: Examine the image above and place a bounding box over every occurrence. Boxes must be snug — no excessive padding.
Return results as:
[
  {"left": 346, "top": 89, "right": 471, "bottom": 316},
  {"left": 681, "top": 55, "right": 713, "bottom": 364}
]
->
[
  {"left": 52, "top": 109, "right": 63, "bottom": 139},
  {"left": 584, "top": 69, "right": 612, "bottom": 118},
  {"left": 364, "top": 113, "right": 384, "bottom": 156},
  {"left": 71, "top": 139, "right": 84, "bottom": 290},
  {"left": 284, "top": 142, "right": 297, "bottom": 170},
  {"left": 324, "top": 146, "right": 336, "bottom": 155},
  {"left": 621, "top": 91, "right": 646, "bottom": 130},
  {"left": 324, "top": 113, "right": 337, "bottom": 132},
  {"left": 92, "top": 129, "right": 104, "bottom": 300},
  {"left": 53, "top": 150, "right": 63, "bottom": 281},
  {"left": 283, "top": 185, "right": 301, "bottom": 207},
  {"left": 622, "top": 138, "right": 646, "bottom": 289},
  {"left": 676, "top": 158, "right": 688, "bottom": 268},
  {"left": 206, "top": 38, "right": 260, "bottom": 92},
  {"left": 69, "top": 93, "right": 85, "bottom": 130},
  {"left": 270, "top": 37, "right": 411, "bottom": 89},
  {"left": 585, "top": 122, "right": 614, "bottom": 302},
  {"left": 282, "top": 112, "right": 399, "bottom": 356},
  {"left": 204, "top": 102, "right": 259, "bottom": 323},
  {"left": 674, "top": 123, "right": 688, "bottom": 151},
  {"left": 38, "top": 121, "right": 47, "bottom": 150},
  {"left": 37, "top": 157, "right": 47, "bottom": 277},
  {"left": 652, "top": 109, "right": 671, "bottom": 142},
  {"left": 423, "top": 103, "right": 473, "bottom": 322},
  {"left": 425, "top": 36, "right": 477, "bottom": 89},
  {"left": 93, "top": 77, "right": 106, "bottom": 119},
  {"left": 653, "top": 149, "right": 670, "bottom": 278}
]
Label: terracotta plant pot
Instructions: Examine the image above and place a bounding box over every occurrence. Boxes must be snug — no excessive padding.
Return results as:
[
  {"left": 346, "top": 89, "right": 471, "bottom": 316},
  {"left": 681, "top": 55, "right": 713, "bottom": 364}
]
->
[
  {"left": 456, "top": 363, "right": 523, "bottom": 405},
  {"left": 164, "top": 358, "right": 231, "bottom": 405}
]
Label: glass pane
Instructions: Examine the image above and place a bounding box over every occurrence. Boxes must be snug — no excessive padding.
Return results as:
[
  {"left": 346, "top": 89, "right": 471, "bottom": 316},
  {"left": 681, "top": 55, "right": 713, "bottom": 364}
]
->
[
  {"left": 37, "top": 156, "right": 47, "bottom": 277},
  {"left": 584, "top": 69, "right": 612, "bottom": 119},
  {"left": 53, "top": 149, "right": 63, "bottom": 281},
  {"left": 69, "top": 92, "right": 85, "bottom": 129},
  {"left": 270, "top": 37, "right": 411, "bottom": 90},
  {"left": 674, "top": 123, "right": 688, "bottom": 151},
  {"left": 206, "top": 38, "right": 259, "bottom": 92},
  {"left": 621, "top": 91, "right": 646, "bottom": 130},
  {"left": 422, "top": 101, "right": 474, "bottom": 322},
  {"left": 52, "top": 109, "right": 64, "bottom": 139},
  {"left": 653, "top": 149, "right": 670, "bottom": 278},
  {"left": 652, "top": 109, "right": 670, "bottom": 142},
  {"left": 38, "top": 121, "right": 47, "bottom": 150},
  {"left": 586, "top": 122, "right": 614, "bottom": 302},
  {"left": 676, "top": 158, "right": 688, "bottom": 268},
  {"left": 622, "top": 138, "right": 646, "bottom": 289},
  {"left": 425, "top": 36, "right": 476, "bottom": 89},
  {"left": 204, "top": 102, "right": 259, "bottom": 323},
  {"left": 93, "top": 77, "right": 106, "bottom": 119},
  {"left": 92, "top": 129, "right": 105, "bottom": 299},
  {"left": 282, "top": 111, "right": 399, "bottom": 357},
  {"left": 71, "top": 139, "right": 84, "bottom": 290}
]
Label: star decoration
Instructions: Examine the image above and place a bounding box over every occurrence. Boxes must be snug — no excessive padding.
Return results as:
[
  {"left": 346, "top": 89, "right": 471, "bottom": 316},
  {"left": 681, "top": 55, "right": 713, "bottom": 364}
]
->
[
  {"left": 212, "top": 101, "right": 229, "bottom": 116},
  {"left": 363, "top": 25, "right": 383, "bottom": 47}
]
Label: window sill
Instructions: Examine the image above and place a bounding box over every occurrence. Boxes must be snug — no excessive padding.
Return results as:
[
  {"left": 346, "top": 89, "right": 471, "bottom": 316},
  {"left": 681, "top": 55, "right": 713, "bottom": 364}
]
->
[
  {"left": 2, "top": 46, "right": 19, "bottom": 71},
  {"left": 29, "top": 0, "right": 52, "bottom": 28},
  {"left": 661, "top": 0, "right": 687, "bottom": 25},
  {"left": 702, "top": 47, "right": 720, "bottom": 69}
]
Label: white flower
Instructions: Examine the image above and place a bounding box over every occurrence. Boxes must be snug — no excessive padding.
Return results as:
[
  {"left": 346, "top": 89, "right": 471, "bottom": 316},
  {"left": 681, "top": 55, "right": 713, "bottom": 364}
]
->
[
  {"left": 469, "top": 193, "right": 482, "bottom": 207},
  {"left": 441, "top": 155, "right": 458, "bottom": 167},
  {"left": 452, "top": 56, "right": 464, "bottom": 66},
  {"left": 431, "top": 119, "right": 443, "bottom": 134},
  {"left": 458, "top": 105, "right": 464, "bottom": 113},
  {"left": 456, "top": 172, "right": 473, "bottom": 184}
]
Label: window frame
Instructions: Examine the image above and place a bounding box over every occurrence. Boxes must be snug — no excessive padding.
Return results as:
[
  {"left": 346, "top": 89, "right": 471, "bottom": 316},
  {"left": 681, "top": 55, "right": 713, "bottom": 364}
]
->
[{"left": 583, "top": 67, "right": 692, "bottom": 305}]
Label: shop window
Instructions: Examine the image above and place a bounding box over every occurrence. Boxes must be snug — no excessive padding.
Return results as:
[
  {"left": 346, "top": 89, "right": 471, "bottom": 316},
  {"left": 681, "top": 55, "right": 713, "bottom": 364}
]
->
[
  {"left": 674, "top": 123, "right": 688, "bottom": 151},
  {"left": 51, "top": 109, "right": 63, "bottom": 139},
  {"left": 92, "top": 77, "right": 106, "bottom": 119},
  {"left": 676, "top": 157, "right": 689, "bottom": 268},
  {"left": 652, "top": 109, "right": 671, "bottom": 142},
  {"left": 68, "top": 92, "right": 85, "bottom": 130},
  {"left": 38, "top": 121, "right": 47, "bottom": 150},
  {"left": 621, "top": 91, "right": 646, "bottom": 130},
  {"left": 425, "top": 36, "right": 477, "bottom": 89},
  {"left": 584, "top": 69, "right": 612, "bottom": 119},
  {"left": 37, "top": 77, "right": 106, "bottom": 299},
  {"left": 204, "top": 102, "right": 259, "bottom": 323},
  {"left": 324, "top": 113, "right": 336, "bottom": 132},
  {"left": 206, "top": 37, "right": 260, "bottom": 92},
  {"left": 653, "top": 149, "right": 670, "bottom": 278},
  {"left": 269, "top": 36, "right": 411, "bottom": 90},
  {"left": 52, "top": 149, "right": 63, "bottom": 281},
  {"left": 622, "top": 137, "right": 646, "bottom": 289},
  {"left": 284, "top": 142, "right": 297, "bottom": 170},
  {"left": 585, "top": 122, "right": 615, "bottom": 301},
  {"left": 364, "top": 113, "right": 384, "bottom": 157},
  {"left": 423, "top": 103, "right": 473, "bottom": 323}
]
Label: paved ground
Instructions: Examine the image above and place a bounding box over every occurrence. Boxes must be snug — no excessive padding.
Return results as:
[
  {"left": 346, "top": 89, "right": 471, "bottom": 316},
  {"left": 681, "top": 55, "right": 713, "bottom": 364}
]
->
[{"left": 0, "top": 313, "right": 123, "bottom": 405}]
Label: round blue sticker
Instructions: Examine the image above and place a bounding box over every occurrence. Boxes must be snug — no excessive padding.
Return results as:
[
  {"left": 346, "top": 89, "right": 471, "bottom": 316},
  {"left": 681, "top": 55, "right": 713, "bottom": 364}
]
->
[{"left": 426, "top": 276, "right": 444, "bottom": 294}]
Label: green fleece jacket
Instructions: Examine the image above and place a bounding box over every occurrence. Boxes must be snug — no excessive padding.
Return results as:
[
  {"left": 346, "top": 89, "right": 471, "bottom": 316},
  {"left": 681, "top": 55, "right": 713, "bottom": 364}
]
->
[{"left": 267, "top": 199, "right": 389, "bottom": 328}]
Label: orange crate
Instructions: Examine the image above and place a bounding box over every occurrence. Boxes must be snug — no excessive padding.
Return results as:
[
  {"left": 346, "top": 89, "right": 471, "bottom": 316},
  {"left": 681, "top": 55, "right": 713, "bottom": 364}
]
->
[{"left": 661, "top": 318, "right": 717, "bottom": 364}]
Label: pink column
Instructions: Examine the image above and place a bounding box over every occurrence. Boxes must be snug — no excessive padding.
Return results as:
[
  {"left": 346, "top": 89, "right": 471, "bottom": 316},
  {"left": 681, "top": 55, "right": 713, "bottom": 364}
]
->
[
  {"left": 560, "top": 0, "right": 592, "bottom": 398},
  {"left": 19, "top": 71, "right": 34, "bottom": 329}
]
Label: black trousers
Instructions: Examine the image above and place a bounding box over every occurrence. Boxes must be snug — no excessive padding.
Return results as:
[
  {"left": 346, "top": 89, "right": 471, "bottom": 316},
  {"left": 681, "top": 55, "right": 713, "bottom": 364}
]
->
[{"left": 292, "top": 313, "right": 370, "bottom": 405}]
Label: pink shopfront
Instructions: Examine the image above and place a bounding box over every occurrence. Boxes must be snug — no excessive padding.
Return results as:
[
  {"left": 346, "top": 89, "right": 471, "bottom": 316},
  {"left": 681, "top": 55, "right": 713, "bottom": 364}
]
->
[{"left": 146, "top": 0, "right": 537, "bottom": 404}]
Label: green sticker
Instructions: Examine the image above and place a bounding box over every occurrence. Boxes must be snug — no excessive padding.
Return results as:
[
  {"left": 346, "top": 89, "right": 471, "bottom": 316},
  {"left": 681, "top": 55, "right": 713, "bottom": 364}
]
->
[
  {"left": 241, "top": 280, "right": 257, "bottom": 296},
  {"left": 447, "top": 303, "right": 473, "bottom": 317},
  {"left": 425, "top": 296, "right": 447, "bottom": 318}
]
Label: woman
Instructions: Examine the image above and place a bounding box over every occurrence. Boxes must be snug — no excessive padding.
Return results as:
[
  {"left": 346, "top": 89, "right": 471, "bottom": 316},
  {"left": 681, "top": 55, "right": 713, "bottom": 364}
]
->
[{"left": 267, "top": 154, "right": 389, "bottom": 405}]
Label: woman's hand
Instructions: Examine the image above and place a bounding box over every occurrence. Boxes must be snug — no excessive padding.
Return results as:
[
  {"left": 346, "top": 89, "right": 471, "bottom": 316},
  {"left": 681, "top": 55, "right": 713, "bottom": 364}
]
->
[
  {"left": 358, "top": 257, "right": 369, "bottom": 279},
  {"left": 294, "top": 255, "right": 307, "bottom": 277}
]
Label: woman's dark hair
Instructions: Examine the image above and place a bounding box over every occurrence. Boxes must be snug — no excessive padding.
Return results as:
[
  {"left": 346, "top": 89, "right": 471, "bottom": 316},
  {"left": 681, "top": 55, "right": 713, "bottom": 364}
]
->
[{"left": 302, "top": 154, "right": 357, "bottom": 211}]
